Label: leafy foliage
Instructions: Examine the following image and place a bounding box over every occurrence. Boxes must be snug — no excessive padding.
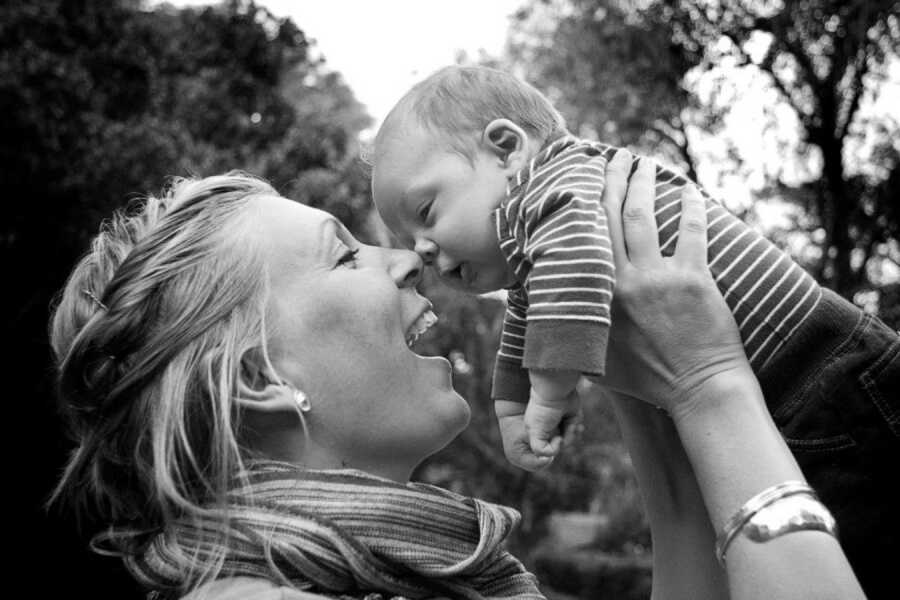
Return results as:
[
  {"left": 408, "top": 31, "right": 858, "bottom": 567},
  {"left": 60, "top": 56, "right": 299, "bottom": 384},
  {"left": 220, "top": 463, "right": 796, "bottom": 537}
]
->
[
  {"left": 506, "top": 0, "right": 706, "bottom": 179},
  {"left": 661, "top": 0, "right": 899, "bottom": 296}
]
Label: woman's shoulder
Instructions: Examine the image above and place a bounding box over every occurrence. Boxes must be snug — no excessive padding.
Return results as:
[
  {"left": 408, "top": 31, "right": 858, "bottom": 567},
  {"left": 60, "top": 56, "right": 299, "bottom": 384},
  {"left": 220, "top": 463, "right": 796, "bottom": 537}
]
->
[{"left": 179, "top": 576, "right": 334, "bottom": 600}]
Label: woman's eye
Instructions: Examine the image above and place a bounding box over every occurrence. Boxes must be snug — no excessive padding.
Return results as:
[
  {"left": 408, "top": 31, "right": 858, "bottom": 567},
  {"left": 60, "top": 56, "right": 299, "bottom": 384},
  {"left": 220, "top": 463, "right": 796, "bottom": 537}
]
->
[{"left": 337, "top": 248, "right": 360, "bottom": 268}]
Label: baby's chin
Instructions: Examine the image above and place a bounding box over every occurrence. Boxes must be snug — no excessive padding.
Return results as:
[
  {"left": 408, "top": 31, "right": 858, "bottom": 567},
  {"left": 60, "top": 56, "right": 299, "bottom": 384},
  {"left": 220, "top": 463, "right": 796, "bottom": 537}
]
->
[
  {"left": 437, "top": 260, "right": 516, "bottom": 295},
  {"left": 469, "top": 268, "right": 517, "bottom": 295}
]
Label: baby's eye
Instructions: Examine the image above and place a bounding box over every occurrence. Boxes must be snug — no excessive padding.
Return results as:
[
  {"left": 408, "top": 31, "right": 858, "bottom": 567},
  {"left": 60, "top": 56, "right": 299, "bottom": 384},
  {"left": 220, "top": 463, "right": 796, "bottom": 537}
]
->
[
  {"left": 417, "top": 200, "right": 433, "bottom": 223},
  {"left": 336, "top": 248, "right": 360, "bottom": 268}
]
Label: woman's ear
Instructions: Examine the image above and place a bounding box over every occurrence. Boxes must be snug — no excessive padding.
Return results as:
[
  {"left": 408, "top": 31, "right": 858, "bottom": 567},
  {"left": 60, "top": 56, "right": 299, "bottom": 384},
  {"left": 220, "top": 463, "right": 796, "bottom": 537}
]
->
[
  {"left": 234, "top": 382, "right": 299, "bottom": 415},
  {"left": 482, "top": 119, "right": 530, "bottom": 172},
  {"left": 237, "top": 352, "right": 303, "bottom": 415}
]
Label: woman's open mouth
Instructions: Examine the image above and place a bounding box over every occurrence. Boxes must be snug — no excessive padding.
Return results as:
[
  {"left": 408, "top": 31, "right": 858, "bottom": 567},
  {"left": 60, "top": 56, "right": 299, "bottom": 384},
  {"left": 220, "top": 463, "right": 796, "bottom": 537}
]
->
[{"left": 405, "top": 309, "right": 438, "bottom": 348}]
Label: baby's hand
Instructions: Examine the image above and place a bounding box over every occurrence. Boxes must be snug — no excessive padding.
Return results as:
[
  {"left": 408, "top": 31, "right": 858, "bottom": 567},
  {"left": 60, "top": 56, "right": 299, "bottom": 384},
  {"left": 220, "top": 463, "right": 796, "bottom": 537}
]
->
[
  {"left": 526, "top": 369, "right": 582, "bottom": 459},
  {"left": 495, "top": 400, "right": 557, "bottom": 471}
]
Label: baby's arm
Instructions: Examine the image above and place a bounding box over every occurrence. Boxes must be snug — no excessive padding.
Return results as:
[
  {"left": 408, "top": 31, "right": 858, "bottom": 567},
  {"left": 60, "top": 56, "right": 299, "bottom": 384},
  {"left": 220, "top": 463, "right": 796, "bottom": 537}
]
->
[
  {"left": 493, "top": 289, "right": 552, "bottom": 470},
  {"left": 526, "top": 368, "right": 581, "bottom": 457},
  {"left": 512, "top": 156, "right": 614, "bottom": 461},
  {"left": 519, "top": 155, "right": 614, "bottom": 380}
]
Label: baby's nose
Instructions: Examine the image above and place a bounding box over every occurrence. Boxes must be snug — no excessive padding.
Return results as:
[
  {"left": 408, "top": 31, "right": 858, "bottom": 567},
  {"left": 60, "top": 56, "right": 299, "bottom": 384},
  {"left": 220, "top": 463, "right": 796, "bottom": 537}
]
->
[
  {"left": 434, "top": 254, "right": 459, "bottom": 279},
  {"left": 413, "top": 238, "right": 438, "bottom": 265}
]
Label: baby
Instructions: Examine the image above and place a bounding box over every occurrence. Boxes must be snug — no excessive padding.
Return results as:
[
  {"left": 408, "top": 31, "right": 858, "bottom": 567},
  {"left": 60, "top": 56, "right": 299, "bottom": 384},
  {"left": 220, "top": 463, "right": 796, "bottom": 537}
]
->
[{"left": 369, "top": 68, "right": 899, "bottom": 577}]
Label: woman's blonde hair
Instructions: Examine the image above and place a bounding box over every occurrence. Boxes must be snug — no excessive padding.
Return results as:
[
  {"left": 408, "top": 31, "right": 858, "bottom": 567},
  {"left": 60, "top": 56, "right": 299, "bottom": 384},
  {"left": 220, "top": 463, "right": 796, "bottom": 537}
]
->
[{"left": 49, "top": 172, "right": 279, "bottom": 582}]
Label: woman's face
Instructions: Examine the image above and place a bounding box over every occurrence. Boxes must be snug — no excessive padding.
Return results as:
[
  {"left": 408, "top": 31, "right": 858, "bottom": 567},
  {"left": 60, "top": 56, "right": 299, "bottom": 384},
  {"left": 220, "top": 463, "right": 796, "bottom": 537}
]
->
[{"left": 248, "top": 195, "right": 470, "bottom": 475}]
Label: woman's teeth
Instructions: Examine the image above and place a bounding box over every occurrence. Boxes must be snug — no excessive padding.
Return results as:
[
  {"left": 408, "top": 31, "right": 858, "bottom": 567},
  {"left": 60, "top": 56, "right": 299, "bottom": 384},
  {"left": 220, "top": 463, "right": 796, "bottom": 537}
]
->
[{"left": 406, "top": 310, "right": 438, "bottom": 347}]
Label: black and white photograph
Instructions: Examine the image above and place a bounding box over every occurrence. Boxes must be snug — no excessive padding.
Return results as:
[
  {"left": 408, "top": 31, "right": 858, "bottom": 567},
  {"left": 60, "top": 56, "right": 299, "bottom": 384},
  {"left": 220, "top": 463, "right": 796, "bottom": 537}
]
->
[{"left": 6, "top": 1, "right": 898, "bottom": 598}]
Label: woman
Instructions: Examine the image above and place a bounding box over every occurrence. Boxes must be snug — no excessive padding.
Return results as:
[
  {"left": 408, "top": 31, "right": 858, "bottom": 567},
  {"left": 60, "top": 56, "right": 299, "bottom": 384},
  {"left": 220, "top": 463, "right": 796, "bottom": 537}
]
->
[{"left": 49, "top": 151, "right": 863, "bottom": 599}]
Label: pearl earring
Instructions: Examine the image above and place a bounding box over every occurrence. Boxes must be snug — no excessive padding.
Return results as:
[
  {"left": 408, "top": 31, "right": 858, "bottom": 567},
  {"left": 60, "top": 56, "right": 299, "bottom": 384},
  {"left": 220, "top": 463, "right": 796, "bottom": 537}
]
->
[{"left": 293, "top": 389, "right": 311, "bottom": 412}]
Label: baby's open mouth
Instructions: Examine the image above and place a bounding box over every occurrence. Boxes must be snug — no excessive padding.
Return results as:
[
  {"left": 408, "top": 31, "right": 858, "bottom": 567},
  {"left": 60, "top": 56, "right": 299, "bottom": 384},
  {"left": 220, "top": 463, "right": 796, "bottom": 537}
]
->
[
  {"left": 405, "top": 310, "right": 438, "bottom": 347},
  {"left": 440, "top": 262, "right": 473, "bottom": 289}
]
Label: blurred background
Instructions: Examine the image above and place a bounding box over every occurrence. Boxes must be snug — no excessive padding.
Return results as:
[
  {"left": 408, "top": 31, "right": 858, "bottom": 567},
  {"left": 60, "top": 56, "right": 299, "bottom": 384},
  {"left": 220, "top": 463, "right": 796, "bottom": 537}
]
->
[{"left": 4, "top": 1, "right": 897, "bottom": 598}]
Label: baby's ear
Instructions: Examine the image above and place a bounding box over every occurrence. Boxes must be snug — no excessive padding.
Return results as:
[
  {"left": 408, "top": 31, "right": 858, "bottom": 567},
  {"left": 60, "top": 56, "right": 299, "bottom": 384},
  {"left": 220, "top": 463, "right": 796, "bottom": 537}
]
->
[{"left": 483, "top": 119, "right": 529, "bottom": 170}]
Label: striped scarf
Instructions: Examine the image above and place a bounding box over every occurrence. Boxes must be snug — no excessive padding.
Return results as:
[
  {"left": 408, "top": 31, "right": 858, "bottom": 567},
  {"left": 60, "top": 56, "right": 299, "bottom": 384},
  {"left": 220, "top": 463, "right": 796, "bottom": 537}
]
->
[{"left": 129, "top": 461, "right": 544, "bottom": 600}]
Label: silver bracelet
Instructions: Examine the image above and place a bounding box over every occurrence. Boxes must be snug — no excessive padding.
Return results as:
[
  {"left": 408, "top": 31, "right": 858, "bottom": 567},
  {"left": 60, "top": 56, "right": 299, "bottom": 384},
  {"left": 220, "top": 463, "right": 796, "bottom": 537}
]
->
[
  {"left": 743, "top": 493, "right": 838, "bottom": 543},
  {"left": 715, "top": 481, "right": 816, "bottom": 565}
]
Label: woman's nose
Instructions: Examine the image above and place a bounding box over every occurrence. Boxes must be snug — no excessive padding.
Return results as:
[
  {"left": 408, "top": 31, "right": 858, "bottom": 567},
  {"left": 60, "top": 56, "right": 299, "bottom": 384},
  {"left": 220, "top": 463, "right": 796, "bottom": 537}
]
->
[
  {"left": 413, "top": 238, "right": 438, "bottom": 265},
  {"left": 388, "top": 248, "right": 423, "bottom": 288}
]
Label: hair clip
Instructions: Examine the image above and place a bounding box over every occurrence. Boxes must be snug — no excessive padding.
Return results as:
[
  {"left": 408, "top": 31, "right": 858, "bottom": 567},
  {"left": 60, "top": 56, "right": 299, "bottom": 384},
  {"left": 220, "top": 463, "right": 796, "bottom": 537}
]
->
[{"left": 82, "top": 289, "right": 108, "bottom": 311}]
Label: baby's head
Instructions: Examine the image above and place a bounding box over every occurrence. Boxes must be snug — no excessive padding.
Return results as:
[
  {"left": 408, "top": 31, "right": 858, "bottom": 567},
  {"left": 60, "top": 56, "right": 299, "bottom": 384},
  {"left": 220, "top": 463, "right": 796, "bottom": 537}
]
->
[{"left": 371, "top": 65, "right": 568, "bottom": 293}]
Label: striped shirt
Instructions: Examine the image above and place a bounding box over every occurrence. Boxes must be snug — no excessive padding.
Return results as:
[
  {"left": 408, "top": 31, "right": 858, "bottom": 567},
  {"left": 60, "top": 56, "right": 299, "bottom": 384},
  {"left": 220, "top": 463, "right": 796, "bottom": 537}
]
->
[{"left": 491, "top": 136, "right": 822, "bottom": 403}]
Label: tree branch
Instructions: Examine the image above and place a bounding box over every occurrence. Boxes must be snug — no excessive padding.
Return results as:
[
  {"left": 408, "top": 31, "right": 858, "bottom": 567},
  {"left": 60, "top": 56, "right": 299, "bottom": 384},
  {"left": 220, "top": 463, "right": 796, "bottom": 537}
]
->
[
  {"left": 695, "top": 7, "right": 813, "bottom": 129},
  {"left": 755, "top": 44, "right": 817, "bottom": 137},
  {"left": 648, "top": 120, "right": 694, "bottom": 176},
  {"left": 838, "top": 48, "right": 871, "bottom": 140},
  {"left": 753, "top": 14, "right": 823, "bottom": 91},
  {"left": 650, "top": 117, "right": 699, "bottom": 182}
]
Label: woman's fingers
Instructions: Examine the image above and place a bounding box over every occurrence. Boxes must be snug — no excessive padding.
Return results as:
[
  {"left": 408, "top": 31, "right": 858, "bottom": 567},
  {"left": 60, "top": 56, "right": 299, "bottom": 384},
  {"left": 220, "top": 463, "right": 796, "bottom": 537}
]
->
[
  {"left": 622, "top": 158, "right": 661, "bottom": 267},
  {"left": 673, "top": 184, "right": 709, "bottom": 267},
  {"left": 602, "top": 149, "right": 631, "bottom": 270}
]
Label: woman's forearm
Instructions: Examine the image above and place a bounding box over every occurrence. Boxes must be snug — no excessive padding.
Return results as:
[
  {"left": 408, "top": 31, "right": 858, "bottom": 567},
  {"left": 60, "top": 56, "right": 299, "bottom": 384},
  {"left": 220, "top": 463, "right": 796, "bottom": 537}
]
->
[
  {"left": 670, "top": 369, "right": 865, "bottom": 600},
  {"left": 608, "top": 390, "right": 727, "bottom": 600}
]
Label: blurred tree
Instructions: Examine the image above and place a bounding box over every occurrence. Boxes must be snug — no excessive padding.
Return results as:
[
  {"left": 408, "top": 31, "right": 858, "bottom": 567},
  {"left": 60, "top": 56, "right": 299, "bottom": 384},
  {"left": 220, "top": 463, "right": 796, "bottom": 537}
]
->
[
  {"left": 505, "top": 0, "right": 900, "bottom": 302},
  {"left": 1, "top": 1, "right": 369, "bottom": 597},
  {"left": 660, "top": 0, "right": 899, "bottom": 296},
  {"left": 506, "top": 0, "right": 706, "bottom": 180}
]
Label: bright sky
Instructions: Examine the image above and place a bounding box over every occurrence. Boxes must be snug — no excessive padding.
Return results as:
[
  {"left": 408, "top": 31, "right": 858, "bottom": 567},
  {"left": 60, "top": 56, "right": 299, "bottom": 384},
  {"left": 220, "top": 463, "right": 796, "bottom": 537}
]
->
[
  {"left": 166, "top": 0, "right": 525, "bottom": 128},
  {"left": 273, "top": 0, "right": 524, "bottom": 126}
]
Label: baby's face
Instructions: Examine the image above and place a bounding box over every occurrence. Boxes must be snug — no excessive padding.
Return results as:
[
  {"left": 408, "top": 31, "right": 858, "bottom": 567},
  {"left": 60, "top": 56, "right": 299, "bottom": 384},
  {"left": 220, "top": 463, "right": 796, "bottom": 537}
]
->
[{"left": 372, "top": 123, "right": 515, "bottom": 294}]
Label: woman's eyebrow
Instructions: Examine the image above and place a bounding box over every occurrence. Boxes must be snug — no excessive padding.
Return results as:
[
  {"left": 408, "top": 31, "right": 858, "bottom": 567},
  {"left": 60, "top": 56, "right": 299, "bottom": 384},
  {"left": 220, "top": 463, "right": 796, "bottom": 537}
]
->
[
  {"left": 321, "top": 217, "right": 357, "bottom": 248},
  {"left": 332, "top": 218, "right": 356, "bottom": 242},
  {"left": 317, "top": 218, "right": 340, "bottom": 261}
]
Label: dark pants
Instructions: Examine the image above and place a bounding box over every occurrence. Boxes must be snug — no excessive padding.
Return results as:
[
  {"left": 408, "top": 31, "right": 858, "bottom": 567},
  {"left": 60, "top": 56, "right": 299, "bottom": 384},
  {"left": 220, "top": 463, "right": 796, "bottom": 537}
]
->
[{"left": 759, "top": 288, "right": 900, "bottom": 599}]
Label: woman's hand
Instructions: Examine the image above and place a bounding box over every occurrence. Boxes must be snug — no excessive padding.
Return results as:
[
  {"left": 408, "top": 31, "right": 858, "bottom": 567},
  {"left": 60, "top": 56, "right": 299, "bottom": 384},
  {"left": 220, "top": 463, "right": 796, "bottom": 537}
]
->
[
  {"left": 595, "top": 150, "right": 751, "bottom": 419},
  {"left": 594, "top": 149, "right": 864, "bottom": 600}
]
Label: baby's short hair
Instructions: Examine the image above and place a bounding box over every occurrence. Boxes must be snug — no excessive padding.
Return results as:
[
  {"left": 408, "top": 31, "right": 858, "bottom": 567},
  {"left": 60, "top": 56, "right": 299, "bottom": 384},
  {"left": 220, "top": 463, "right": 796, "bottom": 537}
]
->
[{"left": 375, "top": 65, "right": 568, "bottom": 159}]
